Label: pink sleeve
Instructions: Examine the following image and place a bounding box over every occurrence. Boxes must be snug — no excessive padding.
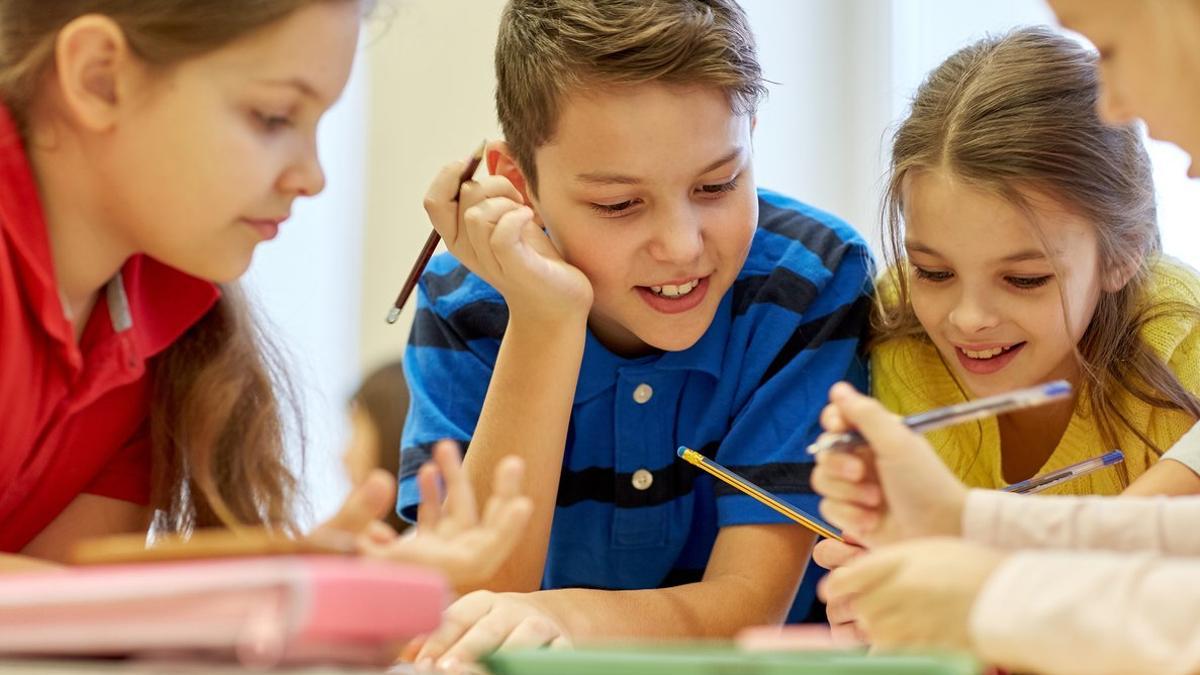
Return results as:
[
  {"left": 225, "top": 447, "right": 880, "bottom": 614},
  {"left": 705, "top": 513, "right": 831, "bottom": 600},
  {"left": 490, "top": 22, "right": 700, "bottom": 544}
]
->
[
  {"left": 970, "top": 551, "right": 1200, "bottom": 675},
  {"left": 83, "top": 434, "right": 152, "bottom": 506},
  {"left": 962, "top": 489, "right": 1200, "bottom": 555}
]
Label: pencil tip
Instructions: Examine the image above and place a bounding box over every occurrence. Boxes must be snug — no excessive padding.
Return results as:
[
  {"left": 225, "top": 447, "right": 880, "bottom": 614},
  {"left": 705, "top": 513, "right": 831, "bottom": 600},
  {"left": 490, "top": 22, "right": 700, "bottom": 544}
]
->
[{"left": 385, "top": 307, "right": 401, "bottom": 324}]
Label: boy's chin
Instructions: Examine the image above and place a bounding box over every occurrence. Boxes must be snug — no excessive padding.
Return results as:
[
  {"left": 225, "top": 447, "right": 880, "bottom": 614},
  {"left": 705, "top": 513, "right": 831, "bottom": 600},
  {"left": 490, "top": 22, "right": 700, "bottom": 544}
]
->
[{"left": 637, "top": 327, "right": 706, "bottom": 353}]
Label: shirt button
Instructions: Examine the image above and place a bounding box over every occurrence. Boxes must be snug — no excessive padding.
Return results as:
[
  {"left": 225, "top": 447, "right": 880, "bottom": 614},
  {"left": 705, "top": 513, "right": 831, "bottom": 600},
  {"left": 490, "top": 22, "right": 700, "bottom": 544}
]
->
[
  {"left": 632, "top": 383, "right": 654, "bottom": 404},
  {"left": 631, "top": 468, "right": 654, "bottom": 491}
]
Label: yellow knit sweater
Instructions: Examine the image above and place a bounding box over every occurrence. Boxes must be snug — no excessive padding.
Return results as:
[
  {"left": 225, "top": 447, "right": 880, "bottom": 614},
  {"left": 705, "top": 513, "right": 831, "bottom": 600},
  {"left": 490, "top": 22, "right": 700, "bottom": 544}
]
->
[{"left": 871, "top": 258, "right": 1200, "bottom": 496}]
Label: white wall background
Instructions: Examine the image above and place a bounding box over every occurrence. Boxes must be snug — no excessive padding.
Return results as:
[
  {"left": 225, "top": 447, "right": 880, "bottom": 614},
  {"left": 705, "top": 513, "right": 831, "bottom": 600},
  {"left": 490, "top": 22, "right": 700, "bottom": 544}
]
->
[
  {"left": 240, "top": 48, "right": 369, "bottom": 527},
  {"left": 240, "top": 1, "right": 1200, "bottom": 525}
]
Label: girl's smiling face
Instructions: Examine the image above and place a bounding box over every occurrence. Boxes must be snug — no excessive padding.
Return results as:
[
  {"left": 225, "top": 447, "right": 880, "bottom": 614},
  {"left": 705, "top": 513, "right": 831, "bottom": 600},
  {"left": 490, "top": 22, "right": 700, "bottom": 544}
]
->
[{"left": 902, "top": 168, "right": 1109, "bottom": 398}]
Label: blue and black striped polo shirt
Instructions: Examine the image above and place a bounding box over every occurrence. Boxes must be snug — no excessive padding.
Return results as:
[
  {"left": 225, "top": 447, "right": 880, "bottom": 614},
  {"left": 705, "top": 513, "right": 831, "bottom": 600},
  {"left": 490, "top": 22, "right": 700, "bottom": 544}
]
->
[{"left": 399, "top": 188, "right": 872, "bottom": 613}]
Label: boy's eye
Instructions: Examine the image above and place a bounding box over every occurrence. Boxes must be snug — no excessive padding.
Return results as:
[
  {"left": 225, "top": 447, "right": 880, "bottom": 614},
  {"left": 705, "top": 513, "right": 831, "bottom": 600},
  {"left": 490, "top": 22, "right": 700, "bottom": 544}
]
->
[
  {"left": 913, "top": 266, "right": 953, "bottom": 282},
  {"left": 254, "top": 111, "right": 294, "bottom": 132},
  {"left": 1007, "top": 275, "right": 1052, "bottom": 290},
  {"left": 589, "top": 199, "right": 639, "bottom": 216},
  {"left": 698, "top": 178, "right": 739, "bottom": 196}
]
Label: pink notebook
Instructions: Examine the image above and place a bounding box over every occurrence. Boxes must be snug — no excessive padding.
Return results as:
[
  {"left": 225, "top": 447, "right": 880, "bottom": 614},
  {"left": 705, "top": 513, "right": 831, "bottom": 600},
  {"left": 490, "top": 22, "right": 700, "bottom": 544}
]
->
[{"left": 0, "top": 556, "right": 447, "bottom": 668}]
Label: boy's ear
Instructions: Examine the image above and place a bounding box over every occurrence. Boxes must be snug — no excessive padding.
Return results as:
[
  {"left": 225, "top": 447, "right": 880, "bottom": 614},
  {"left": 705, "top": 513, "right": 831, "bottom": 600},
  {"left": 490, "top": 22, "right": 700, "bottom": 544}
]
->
[
  {"left": 52, "top": 15, "right": 134, "bottom": 132},
  {"left": 487, "top": 139, "right": 537, "bottom": 207}
]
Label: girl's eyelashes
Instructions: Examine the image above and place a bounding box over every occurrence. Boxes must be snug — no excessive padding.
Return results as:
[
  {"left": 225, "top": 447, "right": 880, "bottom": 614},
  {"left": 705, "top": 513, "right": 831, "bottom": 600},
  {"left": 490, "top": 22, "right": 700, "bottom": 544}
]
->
[
  {"left": 1006, "top": 274, "right": 1052, "bottom": 290},
  {"left": 253, "top": 110, "right": 295, "bottom": 132},
  {"left": 913, "top": 266, "right": 953, "bottom": 282}
]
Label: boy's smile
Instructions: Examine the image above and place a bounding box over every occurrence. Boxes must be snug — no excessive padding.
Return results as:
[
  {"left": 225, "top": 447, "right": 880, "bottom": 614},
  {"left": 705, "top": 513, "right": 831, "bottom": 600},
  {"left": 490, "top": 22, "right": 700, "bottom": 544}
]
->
[{"left": 522, "top": 82, "right": 758, "bottom": 357}]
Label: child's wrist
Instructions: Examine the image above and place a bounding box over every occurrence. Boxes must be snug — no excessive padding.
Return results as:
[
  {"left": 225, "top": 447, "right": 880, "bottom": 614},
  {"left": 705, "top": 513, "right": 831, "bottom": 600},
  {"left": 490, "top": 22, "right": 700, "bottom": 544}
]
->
[{"left": 506, "top": 301, "right": 590, "bottom": 335}]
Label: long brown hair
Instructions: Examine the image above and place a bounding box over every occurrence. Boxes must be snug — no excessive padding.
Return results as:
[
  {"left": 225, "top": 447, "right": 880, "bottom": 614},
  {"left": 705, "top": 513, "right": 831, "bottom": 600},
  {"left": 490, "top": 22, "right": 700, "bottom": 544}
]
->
[
  {"left": 0, "top": 0, "right": 365, "bottom": 534},
  {"left": 877, "top": 26, "right": 1200, "bottom": 461}
]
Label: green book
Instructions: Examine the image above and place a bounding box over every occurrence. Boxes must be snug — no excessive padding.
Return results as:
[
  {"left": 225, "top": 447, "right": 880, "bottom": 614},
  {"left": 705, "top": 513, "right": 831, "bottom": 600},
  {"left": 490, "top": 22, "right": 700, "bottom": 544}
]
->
[{"left": 484, "top": 645, "right": 981, "bottom": 675}]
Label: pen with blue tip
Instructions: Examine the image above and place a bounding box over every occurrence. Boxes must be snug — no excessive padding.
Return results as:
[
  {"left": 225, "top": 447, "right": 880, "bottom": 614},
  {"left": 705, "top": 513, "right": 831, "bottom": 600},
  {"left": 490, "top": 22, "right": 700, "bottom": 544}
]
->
[{"left": 806, "top": 379, "right": 1074, "bottom": 455}]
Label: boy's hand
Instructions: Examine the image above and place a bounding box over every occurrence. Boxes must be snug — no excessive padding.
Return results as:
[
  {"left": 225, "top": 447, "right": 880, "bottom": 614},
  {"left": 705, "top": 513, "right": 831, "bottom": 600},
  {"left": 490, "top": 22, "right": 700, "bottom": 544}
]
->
[
  {"left": 812, "top": 538, "right": 868, "bottom": 644},
  {"left": 414, "top": 590, "right": 570, "bottom": 672},
  {"left": 810, "top": 383, "right": 967, "bottom": 546},
  {"left": 359, "top": 442, "right": 533, "bottom": 592},
  {"left": 424, "top": 160, "right": 593, "bottom": 325},
  {"left": 819, "top": 538, "right": 1007, "bottom": 651}
]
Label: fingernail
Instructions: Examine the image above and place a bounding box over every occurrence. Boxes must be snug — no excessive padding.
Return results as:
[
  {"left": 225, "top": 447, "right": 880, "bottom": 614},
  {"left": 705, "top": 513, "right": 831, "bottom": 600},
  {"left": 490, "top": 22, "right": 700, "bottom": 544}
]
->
[{"left": 437, "top": 657, "right": 459, "bottom": 672}]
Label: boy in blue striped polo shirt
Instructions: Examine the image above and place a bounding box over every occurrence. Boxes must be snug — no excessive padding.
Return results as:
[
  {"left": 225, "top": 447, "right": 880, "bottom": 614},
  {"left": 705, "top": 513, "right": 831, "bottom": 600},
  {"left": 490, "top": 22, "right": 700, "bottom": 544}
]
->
[{"left": 402, "top": 0, "right": 873, "bottom": 663}]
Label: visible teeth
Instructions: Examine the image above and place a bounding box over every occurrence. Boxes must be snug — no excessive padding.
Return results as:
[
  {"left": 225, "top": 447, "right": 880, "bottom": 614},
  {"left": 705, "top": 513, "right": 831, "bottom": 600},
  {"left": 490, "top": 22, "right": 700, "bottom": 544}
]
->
[
  {"left": 963, "top": 346, "right": 1007, "bottom": 359},
  {"left": 650, "top": 279, "right": 699, "bottom": 298}
]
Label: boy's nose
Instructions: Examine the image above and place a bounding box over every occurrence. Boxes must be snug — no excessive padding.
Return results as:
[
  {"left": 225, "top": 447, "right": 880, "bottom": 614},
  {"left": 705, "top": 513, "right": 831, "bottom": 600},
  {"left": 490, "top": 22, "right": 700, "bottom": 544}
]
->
[{"left": 648, "top": 209, "right": 704, "bottom": 264}]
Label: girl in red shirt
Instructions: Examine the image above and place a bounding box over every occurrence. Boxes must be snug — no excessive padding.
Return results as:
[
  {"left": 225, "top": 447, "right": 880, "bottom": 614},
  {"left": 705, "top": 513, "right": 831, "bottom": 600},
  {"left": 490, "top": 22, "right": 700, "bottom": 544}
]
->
[{"left": 0, "top": 0, "right": 529, "bottom": 581}]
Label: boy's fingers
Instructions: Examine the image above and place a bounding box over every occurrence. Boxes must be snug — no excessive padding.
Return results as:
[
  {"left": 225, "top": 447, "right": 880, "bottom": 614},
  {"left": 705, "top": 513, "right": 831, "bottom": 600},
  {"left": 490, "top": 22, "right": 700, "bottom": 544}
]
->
[
  {"left": 416, "top": 593, "right": 495, "bottom": 666},
  {"left": 489, "top": 207, "right": 539, "bottom": 276},
  {"left": 496, "top": 615, "right": 565, "bottom": 651},
  {"left": 424, "top": 161, "right": 473, "bottom": 242}
]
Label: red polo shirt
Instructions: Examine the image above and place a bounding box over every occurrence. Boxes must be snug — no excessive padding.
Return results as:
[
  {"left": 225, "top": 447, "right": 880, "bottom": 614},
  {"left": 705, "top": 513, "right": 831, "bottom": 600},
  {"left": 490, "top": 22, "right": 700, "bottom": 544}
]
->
[{"left": 0, "top": 107, "right": 219, "bottom": 552}]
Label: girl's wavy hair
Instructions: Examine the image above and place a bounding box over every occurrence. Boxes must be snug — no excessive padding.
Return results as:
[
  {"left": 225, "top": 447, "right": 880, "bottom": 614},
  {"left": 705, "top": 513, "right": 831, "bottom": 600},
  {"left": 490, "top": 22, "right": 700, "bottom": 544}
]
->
[
  {"left": 876, "top": 26, "right": 1200, "bottom": 468},
  {"left": 0, "top": 0, "right": 367, "bottom": 533}
]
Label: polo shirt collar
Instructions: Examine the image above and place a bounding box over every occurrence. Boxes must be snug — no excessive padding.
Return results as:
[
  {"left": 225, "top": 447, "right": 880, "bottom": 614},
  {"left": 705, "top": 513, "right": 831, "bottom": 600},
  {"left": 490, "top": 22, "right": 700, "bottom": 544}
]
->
[
  {"left": 0, "top": 105, "right": 219, "bottom": 364},
  {"left": 573, "top": 293, "right": 731, "bottom": 404}
]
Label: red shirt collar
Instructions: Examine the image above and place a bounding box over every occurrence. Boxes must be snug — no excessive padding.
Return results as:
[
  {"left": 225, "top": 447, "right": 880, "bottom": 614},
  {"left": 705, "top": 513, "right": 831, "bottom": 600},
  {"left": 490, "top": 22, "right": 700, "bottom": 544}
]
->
[{"left": 0, "top": 105, "right": 219, "bottom": 363}]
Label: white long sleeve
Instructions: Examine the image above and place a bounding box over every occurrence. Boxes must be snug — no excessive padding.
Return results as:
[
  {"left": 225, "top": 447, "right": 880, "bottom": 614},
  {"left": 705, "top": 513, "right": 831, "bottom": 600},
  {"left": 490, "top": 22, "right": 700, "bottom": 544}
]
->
[
  {"left": 970, "top": 551, "right": 1200, "bottom": 675},
  {"left": 962, "top": 489, "right": 1200, "bottom": 554},
  {"left": 1161, "top": 421, "right": 1200, "bottom": 476}
]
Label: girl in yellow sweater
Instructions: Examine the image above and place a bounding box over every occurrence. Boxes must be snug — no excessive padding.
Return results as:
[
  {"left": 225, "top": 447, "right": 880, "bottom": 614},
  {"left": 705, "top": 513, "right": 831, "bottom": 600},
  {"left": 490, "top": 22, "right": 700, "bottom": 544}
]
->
[
  {"left": 817, "top": 26, "right": 1200, "bottom": 643},
  {"left": 869, "top": 27, "right": 1200, "bottom": 500}
]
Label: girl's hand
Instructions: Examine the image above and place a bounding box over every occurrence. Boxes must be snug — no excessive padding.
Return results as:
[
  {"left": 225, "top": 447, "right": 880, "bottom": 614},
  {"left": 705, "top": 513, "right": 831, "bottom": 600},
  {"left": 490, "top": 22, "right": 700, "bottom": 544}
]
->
[
  {"left": 359, "top": 442, "right": 533, "bottom": 593},
  {"left": 414, "top": 590, "right": 570, "bottom": 672},
  {"left": 423, "top": 160, "right": 593, "bottom": 326},
  {"left": 819, "top": 538, "right": 1007, "bottom": 651},
  {"left": 311, "top": 469, "right": 399, "bottom": 543},
  {"left": 810, "top": 383, "right": 968, "bottom": 546}
]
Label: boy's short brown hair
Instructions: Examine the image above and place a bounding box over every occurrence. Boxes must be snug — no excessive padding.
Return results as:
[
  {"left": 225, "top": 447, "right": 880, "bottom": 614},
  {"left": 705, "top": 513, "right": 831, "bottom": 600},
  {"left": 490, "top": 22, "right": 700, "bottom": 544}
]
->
[{"left": 495, "top": 0, "right": 766, "bottom": 189}]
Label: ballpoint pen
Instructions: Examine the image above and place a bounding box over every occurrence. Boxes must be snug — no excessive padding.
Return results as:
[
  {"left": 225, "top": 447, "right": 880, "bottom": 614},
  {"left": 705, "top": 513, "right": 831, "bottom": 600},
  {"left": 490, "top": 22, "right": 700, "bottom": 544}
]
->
[
  {"left": 1003, "top": 449, "right": 1125, "bottom": 495},
  {"left": 808, "top": 380, "right": 1072, "bottom": 454}
]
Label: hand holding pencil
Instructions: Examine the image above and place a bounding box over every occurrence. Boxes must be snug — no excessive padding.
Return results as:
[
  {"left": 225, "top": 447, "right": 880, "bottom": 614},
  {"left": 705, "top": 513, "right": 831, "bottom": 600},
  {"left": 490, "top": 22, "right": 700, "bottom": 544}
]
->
[{"left": 391, "top": 141, "right": 593, "bottom": 326}]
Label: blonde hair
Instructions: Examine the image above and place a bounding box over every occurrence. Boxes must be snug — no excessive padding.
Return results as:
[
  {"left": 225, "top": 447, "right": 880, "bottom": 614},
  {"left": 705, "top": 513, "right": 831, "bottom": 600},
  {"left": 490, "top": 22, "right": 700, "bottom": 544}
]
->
[
  {"left": 495, "top": 0, "right": 766, "bottom": 189},
  {"left": 877, "top": 26, "right": 1200, "bottom": 462},
  {"left": 0, "top": 0, "right": 366, "bottom": 534}
]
